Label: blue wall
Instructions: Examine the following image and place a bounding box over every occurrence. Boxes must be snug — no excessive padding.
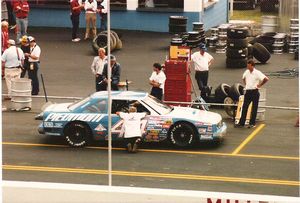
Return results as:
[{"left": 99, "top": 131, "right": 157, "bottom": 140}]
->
[{"left": 29, "top": 1, "right": 228, "bottom": 32}]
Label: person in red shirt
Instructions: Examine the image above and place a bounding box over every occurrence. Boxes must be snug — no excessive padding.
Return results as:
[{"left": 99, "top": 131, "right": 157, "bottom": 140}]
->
[
  {"left": 13, "top": 0, "right": 29, "bottom": 43},
  {"left": 70, "top": 0, "right": 84, "bottom": 42},
  {"left": 1, "top": 20, "right": 9, "bottom": 79}
]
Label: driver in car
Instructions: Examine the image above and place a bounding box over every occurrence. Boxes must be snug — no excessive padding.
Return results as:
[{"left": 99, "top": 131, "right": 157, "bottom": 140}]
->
[{"left": 116, "top": 106, "right": 147, "bottom": 153}]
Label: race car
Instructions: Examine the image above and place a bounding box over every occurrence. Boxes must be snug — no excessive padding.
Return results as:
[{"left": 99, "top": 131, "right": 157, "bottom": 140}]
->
[{"left": 36, "top": 91, "right": 227, "bottom": 148}]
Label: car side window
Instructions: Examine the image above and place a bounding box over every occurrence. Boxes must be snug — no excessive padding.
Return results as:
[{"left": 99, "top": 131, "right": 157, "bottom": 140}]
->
[{"left": 82, "top": 99, "right": 107, "bottom": 113}]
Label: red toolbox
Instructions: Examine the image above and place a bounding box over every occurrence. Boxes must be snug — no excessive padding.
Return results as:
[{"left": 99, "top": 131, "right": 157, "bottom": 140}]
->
[{"left": 164, "top": 60, "right": 191, "bottom": 106}]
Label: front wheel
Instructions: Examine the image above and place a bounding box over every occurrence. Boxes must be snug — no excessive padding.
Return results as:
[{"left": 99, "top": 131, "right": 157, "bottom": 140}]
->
[
  {"left": 169, "top": 123, "right": 196, "bottom": 147},
  {"left": 64, "top": 122, "right": 91, "bottom": 147}
]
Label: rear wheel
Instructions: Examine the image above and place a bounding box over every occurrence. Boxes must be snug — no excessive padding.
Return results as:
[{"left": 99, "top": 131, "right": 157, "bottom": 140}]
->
[
  {"left": 169, "top": 123, "right": 196, "bottom": 147},
  {"left": 64, "top": 122, "right": 91, "bottom": 147}
]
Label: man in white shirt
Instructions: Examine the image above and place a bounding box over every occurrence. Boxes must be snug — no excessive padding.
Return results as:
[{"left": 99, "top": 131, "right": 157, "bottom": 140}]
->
[
  {"left": 91, "top": 47, "right": 107, "bottom": 91},
  {"left": 117, "top": 106, "right": 147, "bottom": 153},
  {"left": 25, "top": 36, "right": 41, "bottom": 95},
  {"left": 1, "top": 39, "right": 24, "bottom": 99},
  {"left": 237, "top": 59, "right": 269, "bottom": 128},
  {"left": 149, "top": 63, "right": 166, "bottom": 100},
  {"left": 191, "top": 43, "right": 214, "bottom": 100},
  {"left": 84, "top": 0, "right": 97, "bottom": 40}
]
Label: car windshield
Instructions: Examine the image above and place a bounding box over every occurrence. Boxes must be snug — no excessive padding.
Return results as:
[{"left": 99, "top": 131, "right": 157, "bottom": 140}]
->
[
  {"left": 142, "top": 95, "right": 173, "bottom": 115},
  {"left": 68, "top": 97, "right": 91, "bottom": 111}
]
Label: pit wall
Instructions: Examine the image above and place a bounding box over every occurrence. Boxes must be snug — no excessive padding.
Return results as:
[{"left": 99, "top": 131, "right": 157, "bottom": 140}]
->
[{"left": 29, "top": 0, "right": 228, "bottom": 32}]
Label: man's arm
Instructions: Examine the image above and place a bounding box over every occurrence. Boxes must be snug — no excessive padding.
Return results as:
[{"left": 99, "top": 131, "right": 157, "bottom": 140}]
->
[{"left": 257, "top": 77, "right": 269, "bottom": 88}]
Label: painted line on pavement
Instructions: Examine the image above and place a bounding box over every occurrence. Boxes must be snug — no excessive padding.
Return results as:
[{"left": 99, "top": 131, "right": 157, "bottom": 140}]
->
[
  {"left": 3, "top": 141, "right": 299, "bottom": 160},
  {"left": 3, "top": 164, "right": 300, "bottom": 186},
  {"left": 232, "top": 124, "right": 266, "bottom": 155}
]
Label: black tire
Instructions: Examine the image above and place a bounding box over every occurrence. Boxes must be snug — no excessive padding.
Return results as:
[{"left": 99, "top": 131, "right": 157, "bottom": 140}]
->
[
  {"left": 227, "top": 26, "right": 249, "bottom": 39},
  {"left": 224, "top": 97, "right": 236, "bottom": 118},
  {"left": 169, "top": 123, "right": 196, "bottom": 147},
  {"left": 214, "top": 83, "right": 231, "bottom": 103},
  {"left": 228, "top": 83, "right": 245, "bottom": 101},
  {"left": 169, "top": 24, "right": 187, "bottom": 34},
  {"left": 226, "top": 47, "right": 248, "bottom": 58},
  {"left": 64, "top": 122, "right": 91, "bottom": 147},
  {"left": 247, "top": 44, "right": 254, "bottom": 56},
  {"left": 92, "top": 33, "right": 108, "bottom": 54},
  {"left": 226, "top": 58, "right": 247, "bottom": 69},
  {"left": 227, "top": 38, "right": 248, "bottom": 49},
  {"left": 100, "top": 31, "right": 117, "bottom": 50},
  {"left": 169, "top": 16, "right": 188, "bottom": 25},
  {"left": 253, "top": 42, "right": 271, "bottom": 63}
]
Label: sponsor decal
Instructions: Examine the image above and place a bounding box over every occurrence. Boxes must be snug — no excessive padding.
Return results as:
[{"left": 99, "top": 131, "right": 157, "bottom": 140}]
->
[
  {"left": 95, "top": 124, "right": 106, "bottom": 131},
  {"left": 54, "top": 123, "right": 63, "bottom": 128},
  {"left": 45, "top": 113, "right": 104, "bottom": 123},
  {"left": 161, "top": 129, "right": 168, "bottom": 134},
  {"left": 162, "top": 124, "right": 171, "bottom": 128},
  {"left": 44, "top": 122, "right": 53, "bottom": 127}
]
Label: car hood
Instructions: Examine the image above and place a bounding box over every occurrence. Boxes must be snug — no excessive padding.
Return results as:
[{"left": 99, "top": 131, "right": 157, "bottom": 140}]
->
[
  {"left": 167, "top": 106, "right": 222, "bottom": 124},
  {"left": 45, "top": 103, "right": 72, "bottom": 112}
]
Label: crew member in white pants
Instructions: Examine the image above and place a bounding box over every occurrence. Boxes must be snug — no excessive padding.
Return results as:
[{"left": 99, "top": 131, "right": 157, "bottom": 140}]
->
[{"left": 1, "top": 39, "right": 24, "bottom": 100}]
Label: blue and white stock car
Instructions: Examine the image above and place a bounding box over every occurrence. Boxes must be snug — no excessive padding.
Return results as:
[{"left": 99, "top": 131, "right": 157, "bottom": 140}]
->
[{"left": 36, "top": 91, "right": 227, "bottom": 148}]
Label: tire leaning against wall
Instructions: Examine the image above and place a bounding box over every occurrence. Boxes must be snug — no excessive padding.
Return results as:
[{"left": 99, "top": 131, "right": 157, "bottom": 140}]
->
[{"left": 252, "top": 42, "right": 271, "bottom": 64}]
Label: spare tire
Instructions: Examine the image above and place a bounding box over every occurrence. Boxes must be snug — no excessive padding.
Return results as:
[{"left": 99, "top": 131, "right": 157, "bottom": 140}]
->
[
  {"left": 253, "top": 42, "right": 271, "bottom": 63},
  {"left": 215, "top": 83, "right": 231, "bottom": 103},
  {"left": 92, "top": 33, "right": 108, "bottom": 54},
  {"left": 226, "top": 58, "right": 247, "bottom": 69},
  {"left": 227, "top": 26, "right": 249, "bottom": 39},
  {"left": 228, "top": 83, "right": 245, "bottom": 101},
  {"left": 227, "top": 38, "right": 248, "bottom": 49},
  {"left": 226, "top": 47, "right": 248, "bottom": 58}
]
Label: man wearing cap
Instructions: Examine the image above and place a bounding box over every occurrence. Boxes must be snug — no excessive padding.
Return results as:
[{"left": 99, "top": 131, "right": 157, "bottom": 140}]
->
[
  {"left": 25, "top": 36, "right": 41, "bottom": 95},
  {"left": 13, "top": 0, "right": 29, "bottom": 43},
  {"left": 1, "top": 39, "right": 24, "bottom": 99},
  {"left": 102, "top": 55, "right": 121, "bottom": 90},
  {"left": 191, "top": 43, "right": 214, "bottom": 100}
]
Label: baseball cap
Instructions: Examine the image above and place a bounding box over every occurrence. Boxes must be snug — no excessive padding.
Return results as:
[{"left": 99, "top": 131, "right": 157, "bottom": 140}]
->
[
  {"left": 110, "top": 55, "right": 116, "bottom": 61},
  {"left": 28, "top": 36, "right": 35, "bottom": 42},
  {"left": 199, "top": 43, "right": 207, "bottom": 51},
  {"left": 20, "top": 35, "right": 29, "bottom": 44},
  {"left": 7, "top": 39, "right": 15, "bottom": 45}
]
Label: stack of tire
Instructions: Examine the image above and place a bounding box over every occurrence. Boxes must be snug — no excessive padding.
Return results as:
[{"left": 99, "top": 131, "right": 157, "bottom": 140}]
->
[
  {"left": 186, "top": 31, "right": 201, "bottom": 48},
  {"left": 226, "top": 26, "right": 249, "bottom": 69},
  {"left": 169, "top": 16, "right": 188, "bottom": 34},
  {"left": 92, "top": 30, "right": 122, "bottom": 54},
  {"left": 214, "top": 83, "right": 245, "bottom": 118},
  {"left": 216, "top": 24, "right": 229, "bottom": 53},
  {"left": 192, "top": 22, "right": 205, "bottom": 44}
]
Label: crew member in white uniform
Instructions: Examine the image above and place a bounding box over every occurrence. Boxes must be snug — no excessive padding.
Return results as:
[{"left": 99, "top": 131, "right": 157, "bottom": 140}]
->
[
  {"left": 117, "top": 106, "right": 147, "bottom": 153},
  {"left": 237, "top": 59, "right": 269, "bottom": 128},
  {"left": 149, "top": 62, "right": 166, "bottom": 100},
  {"left": 191, "top": 43, "right": 214, "bottom": 100},
  {"left": 1, "top": 39, "right": 24, "bottom": 99}
]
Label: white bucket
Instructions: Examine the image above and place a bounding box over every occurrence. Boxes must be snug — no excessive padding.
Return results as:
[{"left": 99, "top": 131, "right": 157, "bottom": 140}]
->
[
  {"left": 262, "top": 16, "right": 278, "bottom": 33},
  {"left": 257, "top": 88, "right": 266, "bottom": 121},
  {"left": 11, "top": 78, "right": 32, "bottom": 110}
]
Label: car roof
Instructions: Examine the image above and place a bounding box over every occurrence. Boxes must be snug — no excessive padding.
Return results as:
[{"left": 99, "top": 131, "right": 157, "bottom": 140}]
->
[{"left": 91, "top": 91, "right": 148, "bottom": 100}]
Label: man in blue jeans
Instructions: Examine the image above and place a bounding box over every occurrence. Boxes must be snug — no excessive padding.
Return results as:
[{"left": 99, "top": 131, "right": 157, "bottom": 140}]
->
[{"left": 13, "top": 0, "right": 29, "bottom": 43}]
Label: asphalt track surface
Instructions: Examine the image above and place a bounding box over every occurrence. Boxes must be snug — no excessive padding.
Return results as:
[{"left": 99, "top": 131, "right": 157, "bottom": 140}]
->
[{"left": 2, "top": 27, "right": 299, "bottom": 198}]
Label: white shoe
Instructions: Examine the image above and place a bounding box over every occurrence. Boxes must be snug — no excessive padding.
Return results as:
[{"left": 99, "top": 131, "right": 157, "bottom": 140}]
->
[{"left": 72, "top": 38, "right": 80, "bottom": 42}]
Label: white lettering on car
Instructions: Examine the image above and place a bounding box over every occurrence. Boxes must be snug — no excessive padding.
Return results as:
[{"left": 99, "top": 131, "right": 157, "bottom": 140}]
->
[{"left": 45, "top": 113, "right": 104, "bottom": 122}]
